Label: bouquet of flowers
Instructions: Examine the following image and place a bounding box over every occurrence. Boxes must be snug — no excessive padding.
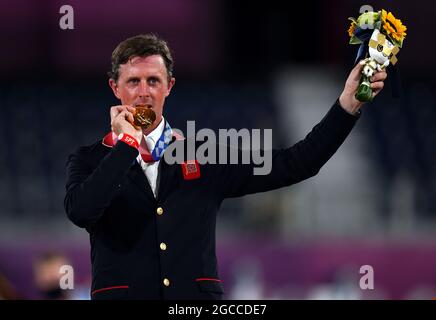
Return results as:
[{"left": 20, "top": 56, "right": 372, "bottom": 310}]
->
[{"left": 348, "top": 9, "right": 407, "bottom": 102}]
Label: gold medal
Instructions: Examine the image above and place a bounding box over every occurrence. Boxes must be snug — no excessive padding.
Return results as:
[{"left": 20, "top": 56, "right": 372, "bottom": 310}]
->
[{"left": 132, "top": 105, "right": 156, "bottom": 130}]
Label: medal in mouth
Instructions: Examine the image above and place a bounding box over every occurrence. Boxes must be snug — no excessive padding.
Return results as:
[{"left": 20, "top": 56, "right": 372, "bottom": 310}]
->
[{"left": 132, "top": 104, "right": 156, "bottom": 130}]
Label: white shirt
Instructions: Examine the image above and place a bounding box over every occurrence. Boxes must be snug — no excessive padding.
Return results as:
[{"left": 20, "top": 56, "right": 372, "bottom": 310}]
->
[{"left": 136, "top": 117, "right": 165, "bottom": 198}]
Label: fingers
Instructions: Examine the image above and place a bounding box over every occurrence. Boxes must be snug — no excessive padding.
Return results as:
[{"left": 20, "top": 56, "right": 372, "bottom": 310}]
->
[
  {"left": 110, "top": 105, "right": 135, "bottom": 120},
  {"left": 126, "top": 111, "right": 134, "bottom": 123},
  {"left": 370, "top": 70, "right": 387, "bottom": 99},
  {"left": 110, "top": 105, "right": 135, "bottom": 129},
  {"left": 372, "top": 83, "right": 385, "bottom": 98},
  {"left": 370, "top": 71, "right": 387, "bottom": 83},
  {"left": 370, "top": 70, "right": 386, "bottom": 91},
  {"left": 126, "top": 105, "right": 136, "bottom": 113},
  {"left": 110, "top": 105, "right": 125, "bottom": 120},
  {"left": 371, "top": 81, "right": 384, "bottom": 91},
  {"left": 117, "top": 110, "right": 134, "bottom": 124}
]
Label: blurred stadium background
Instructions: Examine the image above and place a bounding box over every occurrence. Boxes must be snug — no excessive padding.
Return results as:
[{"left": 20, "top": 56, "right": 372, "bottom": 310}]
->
[{"left": 0, "top": 0, "right": 435, "bottom": 299}]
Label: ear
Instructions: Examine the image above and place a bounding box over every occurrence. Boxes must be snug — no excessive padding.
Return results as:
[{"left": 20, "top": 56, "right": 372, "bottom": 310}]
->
[
  {"left": 165, "top": 77, "right": 176, "bottom": 97},
  {"left": 109, "top": 78, "right": 121, "bottom": 100}
]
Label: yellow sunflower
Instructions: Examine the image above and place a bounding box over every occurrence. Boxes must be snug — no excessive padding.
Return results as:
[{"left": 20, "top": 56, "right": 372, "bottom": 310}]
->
[
  {"left": 381, "top": 9, "right": 407, "bottom": 43},
  {"left": 348, "top": 21, "right": 357, "bottom": 37}
]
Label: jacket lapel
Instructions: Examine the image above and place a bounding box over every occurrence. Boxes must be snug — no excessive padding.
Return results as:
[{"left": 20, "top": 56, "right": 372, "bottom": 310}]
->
[
  {"left": 126, "top": 161, "right": 156, "bottom": 202},
  {"left": 102, "top": 132, "right": 184, "bottom": 202},
  {"left": 156, "top": 159, "right": 179, "bottom": 202},
  {"left": 156, "top": 137, "right": 181, "bottom": 201}
]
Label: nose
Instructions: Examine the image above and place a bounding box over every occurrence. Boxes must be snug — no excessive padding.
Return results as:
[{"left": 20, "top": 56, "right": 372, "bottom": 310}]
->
[{"left": 138, "top": 80, "right": 151, "bottom": 98}]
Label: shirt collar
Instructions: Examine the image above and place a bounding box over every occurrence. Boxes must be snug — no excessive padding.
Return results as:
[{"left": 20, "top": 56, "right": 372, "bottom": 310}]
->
[{"left": 144, "top": 116, "right": 165, "bottom": 151}]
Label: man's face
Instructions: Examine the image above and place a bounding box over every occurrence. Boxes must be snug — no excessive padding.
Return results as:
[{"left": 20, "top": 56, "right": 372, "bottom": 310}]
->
[{"left": 109, "top": 55, "right": 175, "bottom": 128}]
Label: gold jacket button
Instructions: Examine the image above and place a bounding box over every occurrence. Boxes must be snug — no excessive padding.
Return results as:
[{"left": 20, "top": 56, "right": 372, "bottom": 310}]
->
[
  {"left": 156, "top": 207, "right": 164, "bottom": 215},
  {"left": 160, "top": 242, "right": 167, "bottom": 251},
  {"left": 163, "top": 278, "right": 170, "bottom": 287}
]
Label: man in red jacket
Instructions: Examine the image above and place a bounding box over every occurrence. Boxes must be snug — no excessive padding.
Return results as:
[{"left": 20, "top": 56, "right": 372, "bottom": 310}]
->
[{"left": 64, "top": 33, "right": 387, "bottom": 300}]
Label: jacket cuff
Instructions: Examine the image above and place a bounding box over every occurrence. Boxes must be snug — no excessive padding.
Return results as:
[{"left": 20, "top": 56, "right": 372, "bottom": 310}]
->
[
  {"left": 333, "top": 99, "right": 362, "bottom": 120},
  {"left": 113, "top": 139, "right": 140, "bottom": 164}
]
